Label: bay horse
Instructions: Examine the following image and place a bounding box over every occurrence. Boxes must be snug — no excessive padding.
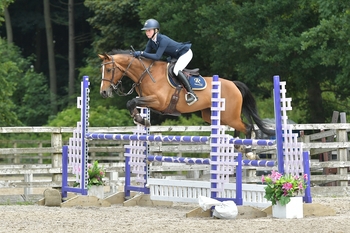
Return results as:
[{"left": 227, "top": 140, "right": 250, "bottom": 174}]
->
[{"left": 98, "top": 50, "right": 274, "bottom": 159}]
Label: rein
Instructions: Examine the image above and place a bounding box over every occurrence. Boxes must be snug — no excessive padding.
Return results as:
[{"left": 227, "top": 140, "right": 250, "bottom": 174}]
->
[{"left": 101, "top": 55, "right": 155, "bottom": 97}]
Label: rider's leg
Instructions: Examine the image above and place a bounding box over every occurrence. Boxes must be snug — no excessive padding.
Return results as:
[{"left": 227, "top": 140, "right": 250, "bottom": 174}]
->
[
  {"left": 177, "top": 70, "right": 198, "bottom": 105},
  {"left": 173, "top": 49, "right": 198, "bottom": 105}
]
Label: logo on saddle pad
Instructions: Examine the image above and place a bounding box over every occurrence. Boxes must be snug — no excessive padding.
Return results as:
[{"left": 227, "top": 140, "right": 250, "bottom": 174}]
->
[{"left": 167, "top": 63, "right": 207, "bottom": 90}]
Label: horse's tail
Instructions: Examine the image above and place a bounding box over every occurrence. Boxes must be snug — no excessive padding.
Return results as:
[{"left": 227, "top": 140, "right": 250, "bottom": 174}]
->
[{"left": 233, "top": 81, "right": 275, "bottom": 136}]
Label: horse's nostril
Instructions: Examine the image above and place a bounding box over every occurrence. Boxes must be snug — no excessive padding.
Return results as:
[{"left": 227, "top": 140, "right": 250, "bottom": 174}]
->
[{"left": 100, "top": 91, "right": 107, "bottom": 98}]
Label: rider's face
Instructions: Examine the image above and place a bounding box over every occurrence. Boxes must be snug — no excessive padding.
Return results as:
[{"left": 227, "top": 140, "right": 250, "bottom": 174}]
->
[{"left": 145, "top": 29, "right": 156, "bottom": 39}]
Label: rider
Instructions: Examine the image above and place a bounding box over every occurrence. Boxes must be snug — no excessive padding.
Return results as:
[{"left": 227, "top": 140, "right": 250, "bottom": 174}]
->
[{"left": 133, "top": 18, "right": 198, "bottom": 106}]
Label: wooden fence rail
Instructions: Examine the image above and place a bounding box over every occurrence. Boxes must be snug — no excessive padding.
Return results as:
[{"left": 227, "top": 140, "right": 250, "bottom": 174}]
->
[{"left": 0, "top": 124, "right": 349, "bottom": 195}]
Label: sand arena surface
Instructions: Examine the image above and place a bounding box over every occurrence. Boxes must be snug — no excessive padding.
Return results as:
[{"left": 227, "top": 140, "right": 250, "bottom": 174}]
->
[{"left": 0, "top": 197, "right": 349, "bottom": 233}]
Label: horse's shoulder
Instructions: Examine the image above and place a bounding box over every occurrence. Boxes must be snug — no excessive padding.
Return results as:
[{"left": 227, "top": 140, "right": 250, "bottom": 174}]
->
[{"left": 152, "top": 59, "right": 167, "bottom": 67}]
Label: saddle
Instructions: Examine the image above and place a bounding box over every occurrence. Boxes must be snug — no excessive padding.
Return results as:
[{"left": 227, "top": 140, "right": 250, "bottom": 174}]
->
[
  {"left": 161, "top": 59, "right": 207, "bottom": 116},
  {"left": 167, "top": 60, "right": 206, "bottom": 90}
]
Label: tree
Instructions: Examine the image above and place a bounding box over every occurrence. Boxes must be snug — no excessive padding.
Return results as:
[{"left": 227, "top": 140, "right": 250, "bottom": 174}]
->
[
  {"left": 2, "top": 0, "right": 94, "bottom": 125},
  {"left": 84, "top": 0, "right": 143, "bottom": 53},
  {"left": 300, "top": 0, "right": 350, "bottom": 114},
  {"left": 68, "top": 0, "right": 75, "bottom": 103},
  {"left": 0, "top": 39, "right": 21, "bottom": 126},
  {"left": 2, "top": 0, "right": 350, "bottom": 126},
  {"left": 13, "top": 68, "right": 51, "bottom": 126},
  {"left": 0, "top": 37, "right": 51, "bottom": 126},
  {"left": 4, "top": 6, "right": 12, "bottom": 43},
  {"left": 43, "top": 0, "right": 58, "bottom": 114},
  {"left": 138, "top": 0, "right": 350, "bottom": 123},
  {"left": 83, "top": 0, "right": 146, "bottom": 117}
]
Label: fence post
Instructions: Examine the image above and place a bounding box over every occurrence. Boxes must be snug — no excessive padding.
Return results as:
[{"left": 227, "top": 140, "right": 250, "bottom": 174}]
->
[
  {"left": 24, "top": 174, "right": 33, "bottom": 195},
  {"left": 38, "top": 142, "right": 43, "bottom": 164},
  {"left": 14, "top": 142, "right": 19, "bottom": 164},
  {"left": 51, "top": 131, "right": 63, "bottom": 188},
  {"left": 337, "top": 112, "right": 349, "bottom": 186}
]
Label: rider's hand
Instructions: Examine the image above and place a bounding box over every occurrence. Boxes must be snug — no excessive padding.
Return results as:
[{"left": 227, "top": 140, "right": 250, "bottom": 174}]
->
[{"left": 133, "top": 51, "right": 142, "bottom": 58}]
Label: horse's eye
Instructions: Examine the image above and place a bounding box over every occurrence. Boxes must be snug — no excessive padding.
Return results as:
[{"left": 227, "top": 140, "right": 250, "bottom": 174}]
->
[{"left": 107, "top": 68, "right": 112, "bottom": 72}]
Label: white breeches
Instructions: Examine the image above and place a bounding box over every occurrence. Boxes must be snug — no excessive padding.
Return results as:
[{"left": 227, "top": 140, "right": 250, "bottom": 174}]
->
[{"left": 173, "top": 49, "right": 193, "bottom": 76}]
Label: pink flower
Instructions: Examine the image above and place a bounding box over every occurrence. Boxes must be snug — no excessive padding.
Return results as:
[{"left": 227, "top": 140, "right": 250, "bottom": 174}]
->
[
  {"left": 271, "top": 170, "right": 282, "bottom": 181},
  {"left": 298, "top": 182, "right": 304, "bottom": 189},
  {"left": 303, "top": 173, "right": 308, "bottom": 181},
  {"left": 282, "top": 182, "right": 293, "bottom": 190},
  {"left": 261, "top": 175, "right": 265, "bottom": 183}
]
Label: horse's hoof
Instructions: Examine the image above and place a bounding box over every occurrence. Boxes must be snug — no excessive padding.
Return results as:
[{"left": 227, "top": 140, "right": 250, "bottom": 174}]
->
[
  {"left": 246, "top": 152, "right": 259, "bottom": 160},
  {"left": 144, "top": 119, "right": 151, "bottom": 127},
  {"left": 234, "top": 145, "right": 244, "bottom": 152},
  {"left": 133, "top": 117, "right": 151, "bottom": 128}
]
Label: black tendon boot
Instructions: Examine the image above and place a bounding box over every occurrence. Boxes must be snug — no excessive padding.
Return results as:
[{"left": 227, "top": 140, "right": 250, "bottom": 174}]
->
[{"left": 177, "top": 70, "right": 198, "bottom": 105}]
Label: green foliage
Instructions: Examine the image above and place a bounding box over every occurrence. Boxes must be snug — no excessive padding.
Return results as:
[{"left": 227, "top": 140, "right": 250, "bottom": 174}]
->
[
  {"left": 0, "top": 0, "right": 14, "bottom": 23},
  {"left": 74, "top": 160, "right": 105, "bottom": 188},
  {"left": 300, "top": 0, "right": 350, "bottom": 101},
  {"left": 0, "top": 39, "right": 21, "bottom": 126},
  {"left": 89, "top": 106, "right": 134, "bottom": 127},
  {"left": 256, "top": 82, "right": 307, "bottom": 123},
  {"left": 0, "top": 37, "right": 51, "bottom": 126},
  {"left": 47, "top": 107, "right": 80, "bottom": 127},
  {"left": 0, "top": 200, "right": 34, "bottom": 205},
  {"left": 87, "top": 161, "right": 105, "bottom": 187},
  {"left": 161, "top": 113, "right": 206, "bottom": 126},
  {"left": 48, "top": 105, "right": 134, "bottom": 127},
  {"left": 82, "top": 0, "right": 144, "bottom": 119},
  {"left": 137, "top": 0, "right": 350, "bottom": 123},
  {"left": 13, "top": 69, "right": 50, "bottom": 126},
  {"left": 3, "top": 0, "right": 350, "bottom": 127},
  {"left": 84, "top": 0, "right": 143, "bottom": 52}
]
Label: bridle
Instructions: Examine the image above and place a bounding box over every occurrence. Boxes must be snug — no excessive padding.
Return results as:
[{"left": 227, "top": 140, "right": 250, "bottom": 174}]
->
[{"left": 101, "top": 55, "right": 156, "bottom": 96}]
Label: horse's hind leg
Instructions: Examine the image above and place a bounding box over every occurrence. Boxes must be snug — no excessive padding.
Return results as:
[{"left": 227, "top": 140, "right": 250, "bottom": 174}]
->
[
  {"left": 221, "top": 113, "right": 259, "bottom": 160},
  {"left": 126, "top": 98, "right": 151, "bottom": 127},
  {"left": 241, "top": 123, "right": 259, "bottom": 160}
]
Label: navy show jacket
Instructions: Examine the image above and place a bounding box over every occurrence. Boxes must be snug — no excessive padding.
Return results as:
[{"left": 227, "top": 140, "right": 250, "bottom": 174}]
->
[{"left": 142, "top": 33, "right": 191, "bottom": 60}]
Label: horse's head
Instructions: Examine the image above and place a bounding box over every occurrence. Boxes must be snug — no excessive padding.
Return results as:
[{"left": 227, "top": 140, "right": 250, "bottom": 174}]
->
[
  {"left": 98, "top": 50, "right": 134, "bottom": 98},
  {"left": 99, "top": 53, "right": 118, "bottom": 98}
]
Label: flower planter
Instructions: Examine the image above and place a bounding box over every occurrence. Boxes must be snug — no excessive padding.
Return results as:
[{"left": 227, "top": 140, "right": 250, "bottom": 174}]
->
[
  {"left": 88, "top": 185, "right": 104, "bottom": 199},
  {"left": 272, "top": 196, "right": 303, "bottom": 219}
]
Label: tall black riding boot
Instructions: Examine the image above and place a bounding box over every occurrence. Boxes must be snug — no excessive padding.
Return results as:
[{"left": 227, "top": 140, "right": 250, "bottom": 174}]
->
[{"left": 177, "top": 70, "right": 198, "bottom": 105}]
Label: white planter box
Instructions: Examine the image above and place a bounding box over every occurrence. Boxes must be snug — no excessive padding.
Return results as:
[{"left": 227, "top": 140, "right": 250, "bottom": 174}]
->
[
  {"left": 88, "top": 185, "right": 104, "bottom": 199},
  {"left": 272, "top": 196, "right": 303, "bottom": 219}
]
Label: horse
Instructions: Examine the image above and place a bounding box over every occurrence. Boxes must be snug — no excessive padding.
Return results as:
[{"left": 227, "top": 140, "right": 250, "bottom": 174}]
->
[{"left": 98, "top": 49, "right": 274, "bottom": 159}]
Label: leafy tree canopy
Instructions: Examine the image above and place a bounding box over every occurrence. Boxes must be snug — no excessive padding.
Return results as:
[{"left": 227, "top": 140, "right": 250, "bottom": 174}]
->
[
  {"left": 137, "top": 0, "right": 350, "bottom": 123},
  {"left": 0, "top": 37, "right": 50, "bottom": 126}
]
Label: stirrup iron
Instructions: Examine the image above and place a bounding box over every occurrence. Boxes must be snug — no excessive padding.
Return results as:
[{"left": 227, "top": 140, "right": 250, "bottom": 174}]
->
[{"left": 185, "top": 93, "right": 198, "bottom": 106}]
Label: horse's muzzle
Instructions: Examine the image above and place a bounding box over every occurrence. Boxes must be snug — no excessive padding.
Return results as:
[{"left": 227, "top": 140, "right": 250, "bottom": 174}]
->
[
  {"left": 100, "top": 91, "right": 108, "bottom": 98},
  {"left": 100, "top": 85, "right": 114, "bottom": 98},
  {"left": 100, "top": 90, "right": 110, "bottom": 98}
]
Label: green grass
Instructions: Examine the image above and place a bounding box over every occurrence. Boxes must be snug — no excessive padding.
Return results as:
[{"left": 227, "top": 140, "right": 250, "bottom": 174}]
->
[{"left": 0, "top": 200, "right": 35, "bottom": 205}]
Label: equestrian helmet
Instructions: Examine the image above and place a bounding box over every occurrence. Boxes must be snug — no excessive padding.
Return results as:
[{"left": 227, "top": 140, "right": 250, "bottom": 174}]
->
[{"left": 141, "top": 19, "right": 160, "bottom": 30}]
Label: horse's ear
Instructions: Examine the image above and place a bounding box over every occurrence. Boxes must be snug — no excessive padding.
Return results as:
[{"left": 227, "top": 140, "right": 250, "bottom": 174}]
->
[{"left": 98, "top": 53, "right": 110, "bottom": 60}]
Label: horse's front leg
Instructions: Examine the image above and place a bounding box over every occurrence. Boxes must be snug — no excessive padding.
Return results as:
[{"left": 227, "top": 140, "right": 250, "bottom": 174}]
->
[{"left": 126, "top": 97, "right": 152, "bottom": 127}]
